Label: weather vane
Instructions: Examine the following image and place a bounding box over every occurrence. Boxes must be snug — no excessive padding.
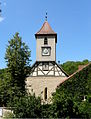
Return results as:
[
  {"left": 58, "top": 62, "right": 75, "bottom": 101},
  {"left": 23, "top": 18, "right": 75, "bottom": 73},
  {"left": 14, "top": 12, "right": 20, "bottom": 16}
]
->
[
  {"left": 45, "top": 12, "right": 47, "bottom": 21},
  {"left": 0, "top": 2, "right": 2, "bottom": 16}
]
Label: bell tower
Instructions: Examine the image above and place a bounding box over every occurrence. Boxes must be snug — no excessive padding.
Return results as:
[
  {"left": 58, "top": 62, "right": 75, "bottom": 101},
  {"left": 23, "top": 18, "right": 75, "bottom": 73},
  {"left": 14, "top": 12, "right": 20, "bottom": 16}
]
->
[
  {"left": 26, "top": 17, "right": 68, "bottom": 102},
  {"left": 29, "top": 18, "right": 68, "bottom": 77},
  {"left": 35, "top": 19, "right": 57, "bottom": 62}
]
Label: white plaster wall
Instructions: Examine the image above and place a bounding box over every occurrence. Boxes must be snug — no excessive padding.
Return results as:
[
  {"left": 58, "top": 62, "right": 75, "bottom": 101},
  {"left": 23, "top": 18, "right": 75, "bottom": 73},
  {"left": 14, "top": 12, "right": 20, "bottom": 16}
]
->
[
  {"left": 30, "top": 63, "right": 66, "bottom": 77},
  {"left": 0, "top": 107, "right": 13, "bottom": 118}
]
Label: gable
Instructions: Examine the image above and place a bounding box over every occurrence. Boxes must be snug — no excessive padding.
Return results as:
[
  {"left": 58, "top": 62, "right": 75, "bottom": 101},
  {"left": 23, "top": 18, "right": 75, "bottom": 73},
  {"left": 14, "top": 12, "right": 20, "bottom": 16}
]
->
[{"left": 29, "top": 61, "right": 68, "bottom": 77}]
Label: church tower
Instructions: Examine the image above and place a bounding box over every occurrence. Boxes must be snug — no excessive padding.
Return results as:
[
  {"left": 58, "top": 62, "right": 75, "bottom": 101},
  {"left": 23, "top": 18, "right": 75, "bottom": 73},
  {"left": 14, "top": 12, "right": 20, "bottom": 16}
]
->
[
  {"left": 35, "top": 20, "right": 57, "bottom": 62},
  {"left": 29, "top": 19, "right": 68, "bottom": 77},
  {"left": 26, "top": 18, "right": 68, "bottom": 102}
]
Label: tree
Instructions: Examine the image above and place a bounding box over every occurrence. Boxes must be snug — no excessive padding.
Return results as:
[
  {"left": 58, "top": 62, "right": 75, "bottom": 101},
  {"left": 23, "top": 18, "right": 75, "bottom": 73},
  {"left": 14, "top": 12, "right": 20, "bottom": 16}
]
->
[
  {"left": 9, "top": 93, "right": 42, "bottom": 118},
  {"left": 52, "top": 63, "right": 91, "bottom": 118},
  {"left": 61, "top": 60, "right": 89, "bottom": 75},
  {"left": 5, "top": 32, "right": 31, "bottom": 96},
  {"left": 0, "top": 68, "right": 11, "bottom": 106},
  {"left": 0, "top": 68, "right": 6, "bottom": 79}
]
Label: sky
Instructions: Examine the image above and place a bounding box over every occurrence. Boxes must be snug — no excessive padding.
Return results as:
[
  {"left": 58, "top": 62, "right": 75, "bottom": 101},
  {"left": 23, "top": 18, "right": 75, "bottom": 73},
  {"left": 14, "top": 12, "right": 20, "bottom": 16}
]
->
[{"left": 0, "top": 0, "right": 91, "bottom": 68}]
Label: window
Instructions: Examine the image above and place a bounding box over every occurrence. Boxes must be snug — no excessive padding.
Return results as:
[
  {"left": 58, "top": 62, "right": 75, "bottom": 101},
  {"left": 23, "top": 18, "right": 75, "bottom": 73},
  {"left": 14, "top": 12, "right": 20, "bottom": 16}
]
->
[
  {"left": 42, "top": 63, "right": 49, "bottom": 71},
  {"left": 44, "top": 87, "right": 47, "bottom": 100},
  {"left": 44, "top": 37, "right": 48, "bottom": 45}
]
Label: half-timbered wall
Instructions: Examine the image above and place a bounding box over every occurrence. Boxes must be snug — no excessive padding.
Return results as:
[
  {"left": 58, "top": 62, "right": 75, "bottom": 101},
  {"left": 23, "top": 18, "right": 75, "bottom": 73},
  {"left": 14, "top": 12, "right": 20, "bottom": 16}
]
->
[
  {"left": 26, "top": 61, "right": 68, "bottom": 103},
  {"left": 26, "top": 21, "right": 68, "bottom": 103},
  {"left": 30, "top": 62, "right": 66, "bottom": 77}
]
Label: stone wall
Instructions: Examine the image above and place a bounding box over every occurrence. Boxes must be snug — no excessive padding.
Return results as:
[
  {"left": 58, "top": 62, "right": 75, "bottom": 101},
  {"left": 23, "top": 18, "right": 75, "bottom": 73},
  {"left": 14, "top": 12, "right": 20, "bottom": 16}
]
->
[{"left": 26, "top": 76, "right": 66, "bottom": 103}]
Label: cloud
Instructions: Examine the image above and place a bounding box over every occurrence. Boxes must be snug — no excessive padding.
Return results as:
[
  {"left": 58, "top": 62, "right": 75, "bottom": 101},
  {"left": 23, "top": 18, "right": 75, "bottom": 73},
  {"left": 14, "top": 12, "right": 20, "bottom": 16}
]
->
[{"left": 0, "top": 16, "right": 4, "bottom": 22}]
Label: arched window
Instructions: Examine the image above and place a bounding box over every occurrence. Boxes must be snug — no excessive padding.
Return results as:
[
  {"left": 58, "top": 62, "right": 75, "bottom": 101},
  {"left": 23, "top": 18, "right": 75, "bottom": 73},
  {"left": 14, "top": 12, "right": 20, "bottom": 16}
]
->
[
  {"left": 44, "top": 87, "right": 47, "bottom": 100},
  {"left": 44, "top": 37, "right": 48, "bottom": 45}
]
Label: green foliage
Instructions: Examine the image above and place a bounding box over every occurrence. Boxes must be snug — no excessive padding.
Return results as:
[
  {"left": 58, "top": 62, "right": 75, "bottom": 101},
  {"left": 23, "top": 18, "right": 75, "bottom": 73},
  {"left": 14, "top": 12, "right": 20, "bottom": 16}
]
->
[
  {"left": 0, "top": 33, "right": 31, "bottom": 107},
  {"left": 0, "top": 69, "right": 11, "bottom": 106},
  {"left": 5, "top": 32, "right": 31, "bottom": 94},
  {"left": 9, "top": 94, "right": 42, "bottom": 118},
  {"left": 52, "top": 63, "right": 91, "bottom": 118},
  {"left": 61, "top": 59, "right": 89, "bottom": 75},
  {"left": 41, "top": 104, "right": 53, "bottom": 118},
  {"left": 4, "top": 111, "right": 15, "bottom": 119},
  {"left": 0, "top": 40, "right": 90, "bottom": 119},
  {"left": 0, "top": 68, "right": 6, "bottom": 79}
]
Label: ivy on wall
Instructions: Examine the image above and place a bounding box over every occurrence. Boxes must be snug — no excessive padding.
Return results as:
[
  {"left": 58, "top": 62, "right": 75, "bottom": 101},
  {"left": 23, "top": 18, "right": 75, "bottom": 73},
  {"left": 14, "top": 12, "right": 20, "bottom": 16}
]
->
[{"left": 52, "top": 63, "right": 91, "bottom": 118}]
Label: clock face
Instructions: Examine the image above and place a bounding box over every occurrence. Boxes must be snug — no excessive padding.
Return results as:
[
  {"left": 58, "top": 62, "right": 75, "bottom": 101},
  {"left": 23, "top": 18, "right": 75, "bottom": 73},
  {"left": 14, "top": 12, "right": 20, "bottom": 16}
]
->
[{"left": 42, "top": 47, "right": 51, "bottom": 56}]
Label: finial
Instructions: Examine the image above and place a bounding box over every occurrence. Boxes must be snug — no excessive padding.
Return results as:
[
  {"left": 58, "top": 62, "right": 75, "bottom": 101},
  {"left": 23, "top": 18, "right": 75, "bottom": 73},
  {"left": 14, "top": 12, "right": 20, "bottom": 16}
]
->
[
  {"left": 45, "top": 12, "right": 47, "bottom": 21},
  {"left": 0, "top": 2, "right": 2, "bottom": 16}
]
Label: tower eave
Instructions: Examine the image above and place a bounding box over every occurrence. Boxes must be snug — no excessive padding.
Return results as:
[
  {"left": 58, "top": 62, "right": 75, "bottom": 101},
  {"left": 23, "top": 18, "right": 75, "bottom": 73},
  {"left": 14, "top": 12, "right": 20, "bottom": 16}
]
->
[{"left": 35, "top": 33, "right": 57, "bottom": 43}]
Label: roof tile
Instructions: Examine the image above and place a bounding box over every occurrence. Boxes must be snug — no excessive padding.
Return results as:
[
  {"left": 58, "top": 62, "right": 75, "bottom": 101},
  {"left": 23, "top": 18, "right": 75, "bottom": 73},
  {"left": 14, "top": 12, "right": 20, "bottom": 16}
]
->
[{"left": 35, "top": 21, "right": 57, "bottom": 35}]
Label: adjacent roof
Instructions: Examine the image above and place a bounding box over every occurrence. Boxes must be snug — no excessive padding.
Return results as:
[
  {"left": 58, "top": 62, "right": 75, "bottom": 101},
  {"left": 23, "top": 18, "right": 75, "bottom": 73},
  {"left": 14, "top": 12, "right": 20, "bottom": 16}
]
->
[
  {"left": 35, "top": 21, "right": 57, "bottom": 42},
  {"left": 57, "top": 63, "right": 91, "bottom": 88}
]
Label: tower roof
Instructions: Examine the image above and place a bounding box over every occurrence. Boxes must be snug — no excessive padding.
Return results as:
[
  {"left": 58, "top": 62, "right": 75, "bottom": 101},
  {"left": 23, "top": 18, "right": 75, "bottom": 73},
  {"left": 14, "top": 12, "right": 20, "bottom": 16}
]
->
[
  {"left": 35, "top": 21, "right": 57, "bottom": 42},
  {"left": 35, "top": 21, "right": 57, "bottom": 35}
]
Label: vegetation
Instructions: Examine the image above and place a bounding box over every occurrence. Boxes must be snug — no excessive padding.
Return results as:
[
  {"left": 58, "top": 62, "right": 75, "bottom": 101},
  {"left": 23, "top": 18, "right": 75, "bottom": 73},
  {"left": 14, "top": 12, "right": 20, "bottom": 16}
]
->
[
  {"left": 0, "top": 68, "right": 6, "bottom": 79},
  {"left": 8, "top": 93, "right": 42, "bottom": 118},
  {"left": 4, "top": 111, "right": 15, "bottom": 119},
  {"left": 52, "top": 63, "right": 91, "bottom": 118},
  {"left": 0, "top": 32, "right": 90, "bottom": 118},
  {"left": 5, "top": 32, "right": 31, "bottom": 93},
  {"left": 0, "top": 32, "right": 31, "bottom": 106},
  {"left": 0, "top": 62, "right": 90, "bottom": 118},
  {"left": 61, "top": 59, "right": 89, "bottom": 75}
]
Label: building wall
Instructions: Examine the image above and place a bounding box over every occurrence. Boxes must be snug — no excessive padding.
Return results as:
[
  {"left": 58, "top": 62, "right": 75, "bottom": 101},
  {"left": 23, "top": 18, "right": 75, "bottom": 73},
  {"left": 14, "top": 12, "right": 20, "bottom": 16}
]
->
[
  {"left": 0, "top": 107, "right": 13, "bottom": 118},
  {"left": 30, "top": 62, "right": 66, "bottom": 77},
  {"left": 26, "top": 76, "right": 66, "bottom": 103},
  {"left": 36, "top": 36, "right": 56, "bottom": 61}
]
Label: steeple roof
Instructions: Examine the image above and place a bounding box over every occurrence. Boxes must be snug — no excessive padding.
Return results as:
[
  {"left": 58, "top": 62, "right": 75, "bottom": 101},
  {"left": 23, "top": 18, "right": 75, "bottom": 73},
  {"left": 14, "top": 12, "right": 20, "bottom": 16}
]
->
[
  {"left": 35, "top": 21, "right": 57, "bottom": 35},
  {"left": 35, "top": 21, "right": 57, "bottom": 42}
]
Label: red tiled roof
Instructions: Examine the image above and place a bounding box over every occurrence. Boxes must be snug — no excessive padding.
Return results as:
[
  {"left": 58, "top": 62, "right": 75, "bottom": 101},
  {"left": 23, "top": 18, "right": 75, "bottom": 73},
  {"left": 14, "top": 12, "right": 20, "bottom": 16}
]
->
[
  {"left": 35, "top": 21, "right": 57, "bottom": 35},
  {"left": 57, "top": 63, "right": 91, "bottom": 88}
]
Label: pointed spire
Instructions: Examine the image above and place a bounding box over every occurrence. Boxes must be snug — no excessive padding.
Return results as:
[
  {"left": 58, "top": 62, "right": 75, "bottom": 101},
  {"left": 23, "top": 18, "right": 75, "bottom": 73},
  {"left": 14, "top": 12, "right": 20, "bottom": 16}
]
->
[
  {"left": 35, "top": 16, "right": 57, "bottom": 43},
  {"left": 36, "top": 12, "right": 57, "bottom": 35},
  {"left": 35, "top": 21, "right": 56, "bottom": 35}
]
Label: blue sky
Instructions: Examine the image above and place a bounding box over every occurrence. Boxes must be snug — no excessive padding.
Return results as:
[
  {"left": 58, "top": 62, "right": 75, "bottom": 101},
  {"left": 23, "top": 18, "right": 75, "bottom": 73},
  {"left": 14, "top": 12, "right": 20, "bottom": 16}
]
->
[{"left": 0, "top": 0, "right": 91, "bottom": 68}]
